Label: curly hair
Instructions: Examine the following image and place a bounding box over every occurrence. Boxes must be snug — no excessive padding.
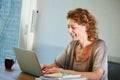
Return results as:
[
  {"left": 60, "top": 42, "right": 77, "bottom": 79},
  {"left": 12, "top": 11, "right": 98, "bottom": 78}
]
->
[{"left": 67, "top": 8, "right": 98, "bottom": 41}]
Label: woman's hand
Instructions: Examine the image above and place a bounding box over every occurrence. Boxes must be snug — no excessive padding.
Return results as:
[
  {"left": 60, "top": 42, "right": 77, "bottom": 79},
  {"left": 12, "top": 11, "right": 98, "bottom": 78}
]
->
[
  {"left": 40, "top": 62, "right": 61, "bottom": 74},
  {"left": 43, "top": 67, "right": 62, "bottom": 74},
  {"left": 40, "top": 64, "right": 50, "bottom": 71}
]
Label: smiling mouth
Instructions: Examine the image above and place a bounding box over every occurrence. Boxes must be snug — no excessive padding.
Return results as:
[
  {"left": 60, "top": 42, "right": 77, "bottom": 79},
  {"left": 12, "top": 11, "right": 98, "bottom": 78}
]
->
[
  {"left": 71, "top": 34, "right": 76, "bottom": 39},
  {"left": 71, "top": 33, "right": 76, "bottom": 37}
]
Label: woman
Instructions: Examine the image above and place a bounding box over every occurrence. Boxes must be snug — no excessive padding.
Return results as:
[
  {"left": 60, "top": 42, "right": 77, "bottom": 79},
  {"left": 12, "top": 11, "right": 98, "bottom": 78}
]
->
[{"left": 41, "top": 8, "right": 107, "bottom": 80}]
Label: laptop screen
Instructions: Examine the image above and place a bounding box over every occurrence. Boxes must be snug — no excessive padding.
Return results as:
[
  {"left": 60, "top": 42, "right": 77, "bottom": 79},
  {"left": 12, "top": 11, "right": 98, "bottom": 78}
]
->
[{"left": 13, "top": 47, "right": 43, "bottom": 77}]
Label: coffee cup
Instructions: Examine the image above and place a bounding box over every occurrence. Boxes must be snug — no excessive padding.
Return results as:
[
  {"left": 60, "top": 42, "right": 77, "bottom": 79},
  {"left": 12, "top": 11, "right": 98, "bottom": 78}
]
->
[{"left": 5, "top": 58, "right": 14, "bottom": 70}]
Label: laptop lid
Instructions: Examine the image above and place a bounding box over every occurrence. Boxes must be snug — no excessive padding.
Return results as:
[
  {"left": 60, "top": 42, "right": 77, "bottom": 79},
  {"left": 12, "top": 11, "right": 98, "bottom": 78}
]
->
[{"left": 13, "top": 47, "right": 43, "bottom": 77}]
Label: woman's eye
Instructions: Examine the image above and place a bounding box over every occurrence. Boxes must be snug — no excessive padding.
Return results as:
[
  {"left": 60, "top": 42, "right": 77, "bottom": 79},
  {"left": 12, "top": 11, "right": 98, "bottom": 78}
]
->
[
  {"left": 68, "top": 25, "right": 76, "bottom": 30},
  {"left": 71, "top": 27, "right": 76, "bottom": 29},
  {"left": 68, "top": 26, "right": 70, "bottom": 29}
]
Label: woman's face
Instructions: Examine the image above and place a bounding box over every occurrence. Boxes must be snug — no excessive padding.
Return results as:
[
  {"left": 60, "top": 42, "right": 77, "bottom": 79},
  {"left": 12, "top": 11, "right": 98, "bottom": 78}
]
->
[{"left": 67, "top": 19, "right": 87, "bottom": 40}]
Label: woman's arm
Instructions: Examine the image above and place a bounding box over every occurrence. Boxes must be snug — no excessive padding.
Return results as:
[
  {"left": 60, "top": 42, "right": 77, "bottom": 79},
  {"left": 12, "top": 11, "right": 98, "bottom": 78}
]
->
[
  {"left": 43, "top": 66, "right": 103, "bottom": 80},
  {"left": 61, "top": 68, "right": 104, "bottom": 80},
  {"left": 41, "top": 61, "right": 104, "bottom": 80}
]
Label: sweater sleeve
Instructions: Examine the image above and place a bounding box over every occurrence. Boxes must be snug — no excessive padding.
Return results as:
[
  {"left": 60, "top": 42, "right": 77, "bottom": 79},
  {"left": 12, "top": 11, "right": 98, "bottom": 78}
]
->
[
  {"left": 55, "top": 48, "right": 67, "bottom": 68},
  {"left": 92, "top": 39, "right": 108, "bottom": 80},
  {"left": 54, "top": 41, "right": 75, "bottom": 69}
]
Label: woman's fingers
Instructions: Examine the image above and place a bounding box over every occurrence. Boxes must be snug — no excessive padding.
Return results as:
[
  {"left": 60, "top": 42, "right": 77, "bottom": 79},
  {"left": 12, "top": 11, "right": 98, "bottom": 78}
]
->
[{"left": 43, "top": 67, "right": 61, "bottom": 74}]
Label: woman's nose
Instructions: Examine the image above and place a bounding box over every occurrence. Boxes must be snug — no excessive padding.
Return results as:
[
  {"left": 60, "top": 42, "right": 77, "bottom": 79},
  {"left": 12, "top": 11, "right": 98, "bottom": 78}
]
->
[{"left": 68, "top": 28, "right": 72, "bottom": 33}]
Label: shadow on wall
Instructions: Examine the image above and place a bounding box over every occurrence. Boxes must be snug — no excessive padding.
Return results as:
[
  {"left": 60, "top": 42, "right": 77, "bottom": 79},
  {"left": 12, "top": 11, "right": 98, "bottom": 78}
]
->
[{"left": 35, "top": 45, "right": 64, "bottom": 64}]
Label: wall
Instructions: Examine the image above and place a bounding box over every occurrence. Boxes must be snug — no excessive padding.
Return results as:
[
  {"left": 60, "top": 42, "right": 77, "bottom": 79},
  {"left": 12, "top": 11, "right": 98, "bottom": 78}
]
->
[{"left": 20, "top": 0, "right": 120, "bottom": 64}]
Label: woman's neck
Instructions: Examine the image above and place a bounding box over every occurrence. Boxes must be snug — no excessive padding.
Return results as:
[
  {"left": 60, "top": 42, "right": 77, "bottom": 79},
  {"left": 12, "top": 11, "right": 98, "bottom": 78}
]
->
[{"left": 78, "top": 38, "right": 92, "bottom": 48}]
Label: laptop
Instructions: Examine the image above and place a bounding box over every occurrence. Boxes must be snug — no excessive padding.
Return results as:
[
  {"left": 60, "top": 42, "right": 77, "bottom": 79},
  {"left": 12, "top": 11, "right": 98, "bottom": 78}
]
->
[{"left": 13, "top": 47, "right": 43, "bottom": 77}]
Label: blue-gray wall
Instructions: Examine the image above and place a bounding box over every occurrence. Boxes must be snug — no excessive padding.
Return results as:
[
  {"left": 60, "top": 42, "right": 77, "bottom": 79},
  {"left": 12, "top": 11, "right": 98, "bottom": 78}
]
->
[{"left": 32, "top": 0, "right": 120, "bottom": 64}]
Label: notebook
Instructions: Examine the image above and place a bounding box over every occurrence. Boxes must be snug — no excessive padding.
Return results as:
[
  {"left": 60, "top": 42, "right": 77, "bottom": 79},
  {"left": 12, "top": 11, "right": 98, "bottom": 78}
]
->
[{"left": 13, "top": 47, "right": 43, "bottom": 77}]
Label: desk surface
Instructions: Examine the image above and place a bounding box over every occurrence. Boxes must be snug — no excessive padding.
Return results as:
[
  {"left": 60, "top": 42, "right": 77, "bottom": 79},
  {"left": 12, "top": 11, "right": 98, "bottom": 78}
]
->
[
  {"left": 0, "top": 63, "right": 36, "bottom": 80},
  {"left": 0, "top": 63, "right": 87, "bottom": 80}
]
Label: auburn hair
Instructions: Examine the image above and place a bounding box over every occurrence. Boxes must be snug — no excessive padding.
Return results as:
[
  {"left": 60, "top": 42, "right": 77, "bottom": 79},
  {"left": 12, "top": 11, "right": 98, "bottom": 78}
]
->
[{"left": 67, "top": 8, "right": 98, "bottom": 41}]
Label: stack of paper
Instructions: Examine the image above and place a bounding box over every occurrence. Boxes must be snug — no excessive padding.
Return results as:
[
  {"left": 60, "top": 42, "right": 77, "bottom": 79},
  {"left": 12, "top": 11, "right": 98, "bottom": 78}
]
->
[
  {"left": 62, "top": 75, "right": 82, "bottom": 79},
  {"left": 36, "top": 73, "right": 87, "bottom": 80},
  {"left": 59, "top": 75, "right": 87, "bottom": 80}
]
